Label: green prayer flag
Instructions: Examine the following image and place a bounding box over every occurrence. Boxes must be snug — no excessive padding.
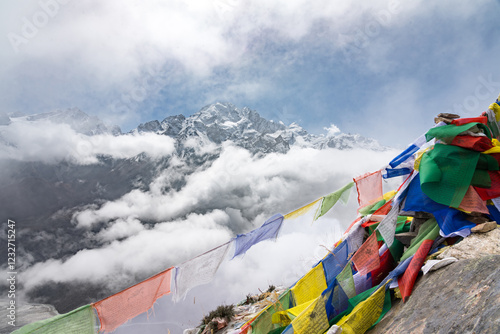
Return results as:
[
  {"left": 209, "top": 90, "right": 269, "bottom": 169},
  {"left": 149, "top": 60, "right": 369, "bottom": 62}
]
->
[
  {"left": 12, "top": 305, "right": 97, "bottom": 334},
  {"left": 400, "top": 218, "right": 440, "bottom": 262},
  {"left": 315, "top": 182, "right": 355, "bottom": 220},
  {"left": 420, "top": 144, "right": 480, "bottom": 208}
]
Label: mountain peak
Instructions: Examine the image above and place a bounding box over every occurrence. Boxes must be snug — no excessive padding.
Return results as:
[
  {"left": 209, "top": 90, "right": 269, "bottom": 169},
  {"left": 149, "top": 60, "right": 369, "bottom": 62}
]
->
[{"left": 134, "top": 103, "right": 386, "bottom": 154}]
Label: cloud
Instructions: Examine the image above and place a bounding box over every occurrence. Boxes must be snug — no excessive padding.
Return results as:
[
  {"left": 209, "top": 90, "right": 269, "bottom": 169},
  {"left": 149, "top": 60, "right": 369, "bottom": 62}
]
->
[
  {"left": 0, "top": 119, "right": 176, "bottom": 163},
  {"left": 73, "top": 143, "right": 398, "bottom": 228},
  {"left": 21, "top": 210, "right": 234, "bottom": 291},
  {"left": 324, "top": 124, "right": 341, "bottom": 137}
]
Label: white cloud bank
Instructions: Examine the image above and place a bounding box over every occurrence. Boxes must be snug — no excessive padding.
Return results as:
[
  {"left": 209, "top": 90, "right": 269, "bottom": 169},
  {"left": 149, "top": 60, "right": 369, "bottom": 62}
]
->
[{"left": 0, "top": 119, "right": 176, "bottom": 163}]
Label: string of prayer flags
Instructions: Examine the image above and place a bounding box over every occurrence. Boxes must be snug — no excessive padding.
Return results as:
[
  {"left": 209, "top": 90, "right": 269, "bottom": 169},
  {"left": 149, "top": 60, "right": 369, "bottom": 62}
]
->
[
  {"left": 315, "top": 182, "right": 355, "bottom": 220},
  {"left": 354, "top": 170, "right": 383, "bottom": 209},
  {"left": 173, "top": 242, "right": 230, "bottom": 302},
  {"left": 284, "top": 198, "right": 322, "bottom": 220},
  {"left": 398, "top": 239, "right": 434, "bottom": 302},
  {"left": 93, "top": 267, "right": 173, "bottom": 333},
  {"left": 233, "top": 214, "right": 284, "bottom": 258},
  {"left": 12, "top": 305, "right": 98, "bottom": 334},
  {"left": 291, "top": 262, "right": 328, "bottom": 306},
  {"left": 351, "top": 232, "right": 380, "bottom": 276}
]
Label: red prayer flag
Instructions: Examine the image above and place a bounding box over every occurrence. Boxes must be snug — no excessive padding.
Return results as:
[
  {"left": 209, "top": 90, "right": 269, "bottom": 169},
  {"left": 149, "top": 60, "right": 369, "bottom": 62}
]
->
[
  {"left": 451, "top": 116, "right": 488, "bottom": 126},
  {"left": 475, "top": 171, "right": 500, "bottom": 200},
  {"left": 398, "top": 239, "right": 434, "bottom": 302},
  {"left": 352, "top": 232, "right": 380, "bottom": 276},
  {"left": 369, "top": 248, "right": 396, "bottom": 286},
  {"left": 451, "top": 135, "right": 493, "bottom": 152}
]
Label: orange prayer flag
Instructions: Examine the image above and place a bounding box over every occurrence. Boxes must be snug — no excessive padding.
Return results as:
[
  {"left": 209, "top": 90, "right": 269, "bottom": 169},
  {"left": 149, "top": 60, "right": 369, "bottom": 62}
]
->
[{"left": 93, "top": 267, "right": 173, "bottom": 333}]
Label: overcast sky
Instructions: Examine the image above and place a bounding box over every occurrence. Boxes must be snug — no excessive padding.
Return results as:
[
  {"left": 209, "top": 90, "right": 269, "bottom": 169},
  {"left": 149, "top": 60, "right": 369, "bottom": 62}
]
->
[{"left": 1, "top": 0, "right": 499, "bottom": 147}]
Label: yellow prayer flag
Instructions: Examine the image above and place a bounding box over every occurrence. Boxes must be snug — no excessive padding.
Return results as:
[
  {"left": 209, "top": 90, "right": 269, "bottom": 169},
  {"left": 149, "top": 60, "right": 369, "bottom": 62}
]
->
[
  {"left": 291, "top": 295, "right": 329, "bottom": 334},
  {"left": 336, "top": 283, "right": 388, "bottom": 334},
  {"left": 291, "top": 262, "right": 327, "bottom": 306},
  {"left": 483, "top": 138, "right": 500, "bottom": 154},
  {"left": 284, "top": 198, "right": 322, "bottom": 220},
  {"left": 489, "top": 102, "right": 500, "bottom": 121}
]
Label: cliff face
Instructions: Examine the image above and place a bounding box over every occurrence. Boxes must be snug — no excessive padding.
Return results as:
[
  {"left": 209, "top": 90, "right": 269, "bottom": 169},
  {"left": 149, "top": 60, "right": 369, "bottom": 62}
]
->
[{"left": 372, "top": 228, "right": 500, "bottom": 334}]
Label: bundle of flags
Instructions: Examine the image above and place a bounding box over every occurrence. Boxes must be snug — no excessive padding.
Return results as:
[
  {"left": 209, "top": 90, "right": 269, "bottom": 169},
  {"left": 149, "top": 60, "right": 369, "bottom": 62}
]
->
[{"left": 14, "top": 94, "right": 500, "bottom": 334}]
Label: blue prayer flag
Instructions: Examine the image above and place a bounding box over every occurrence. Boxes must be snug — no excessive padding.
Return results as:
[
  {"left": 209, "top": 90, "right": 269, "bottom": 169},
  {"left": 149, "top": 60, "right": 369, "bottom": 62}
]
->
[{"left": 232, "top": 214, "right": 284, "bottom": 258}]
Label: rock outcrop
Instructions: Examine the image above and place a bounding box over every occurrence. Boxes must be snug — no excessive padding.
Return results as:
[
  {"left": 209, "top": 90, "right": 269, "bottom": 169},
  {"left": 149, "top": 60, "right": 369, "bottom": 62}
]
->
[{"left": 372, "top": 228, "right": 500, "bottom": 334}]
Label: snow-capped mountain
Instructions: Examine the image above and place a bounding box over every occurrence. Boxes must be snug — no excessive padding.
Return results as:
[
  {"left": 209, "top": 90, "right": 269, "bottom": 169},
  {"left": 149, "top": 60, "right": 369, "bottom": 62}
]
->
[{"left": 134, "top": 102, "right": 386, "bottom": 154}]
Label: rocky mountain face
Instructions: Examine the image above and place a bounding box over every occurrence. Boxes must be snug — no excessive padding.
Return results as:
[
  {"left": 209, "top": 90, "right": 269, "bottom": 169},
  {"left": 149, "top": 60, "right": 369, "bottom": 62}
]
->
[{"left": 0, "top": 102, "right": 385, "bottom": 313}]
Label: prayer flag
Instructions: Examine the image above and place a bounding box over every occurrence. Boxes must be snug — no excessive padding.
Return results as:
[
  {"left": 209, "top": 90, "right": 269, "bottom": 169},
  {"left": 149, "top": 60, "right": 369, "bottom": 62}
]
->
[
  {"left": 425, "top": 122, "right": 491, "bottom": 142},
  {"left": 388, "top": 134, "right": 427, "bottom": 168},
  {"left": 335, "top": 283, "right": 388, "bottom": 334},
  {"left": 173, "top": 242, "right": 230, "bottom": 302},
  {"left": 291, "top": 262, "right": 328, "bottom": 306},
  {"left": 376, "top": 202, "right": 401, "bottom": 247},
  {"left": 354, "top": 171, "right": 383, "bottom": 209},
  {"left": 404, "top": 174, "right": 475, "bottom": 237},
  {"left": 284, "top": 198, "right": 322, "bottom": 220},
  {"left": 315, "top": 182, "right": 354, "bottom": 220},
  {"left": 12, "top": 305, "right": 97, "bottom": 334},
  {"left": 337, "top": 263, "right": 356, "bottom": 299},
  {"left": 419, "top": 144, "right": 480, "bottom": 208},
  {"left": 351, "top": 232, "right": 380, "bottom": 276},
  {"left": 322, "top": 240, "right": 349, "bottom": 286},
  {"left": 233, "top": 214, "right": 284, "bottom": 258},
  {"left": 398, "top": 239, "right": 434, "bottom": 302},
  {"left": 458, "top": 186, "right": 489, "bottom": 214},
  {"left": 93, "top": 267, "right": 172, "bottom": 333},
  {"left": 290, "top": 295, "right": 329, "bottom": 334}
]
